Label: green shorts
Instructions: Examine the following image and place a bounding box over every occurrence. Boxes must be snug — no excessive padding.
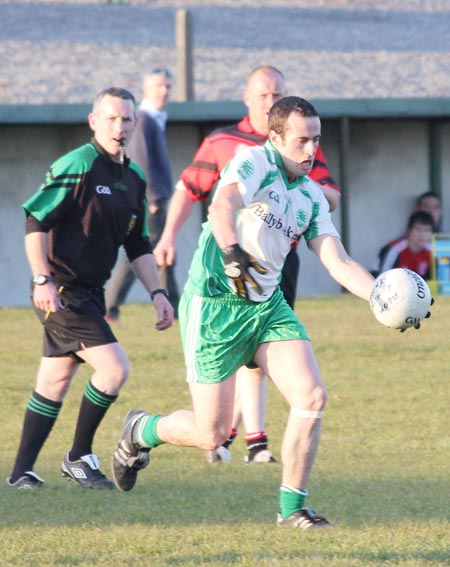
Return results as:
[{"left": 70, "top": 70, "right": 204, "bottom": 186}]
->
[{"left": 178, "top": 288, "right": 309, "bottom": 384}]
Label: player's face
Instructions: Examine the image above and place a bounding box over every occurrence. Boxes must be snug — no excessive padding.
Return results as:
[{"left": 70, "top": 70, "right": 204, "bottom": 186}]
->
[
  {"left": 408, "top": 222, "right": 433, "bottom": 252},
  {"left": 269, "top": 112, "right": 321, "bottom": 180},
  {"left": 418, "top": 196, "right": 442, "bottom": 227},
  {"left": 88, "top": 95, "right": 136, "bottom": 160},
  {"left": 244, "top": 70, "right": 287, "bottom": 135},
  {"left": 144, "top": 73, "right": 171, "bottom": 110}
]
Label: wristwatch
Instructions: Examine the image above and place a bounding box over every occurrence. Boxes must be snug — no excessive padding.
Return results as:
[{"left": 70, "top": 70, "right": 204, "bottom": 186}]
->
[
  {"left": 150, "top": 288, "right": 169, "bottom": 300},
  {"left": 32, "top": 274, "right": 53, "bottom": 285}
]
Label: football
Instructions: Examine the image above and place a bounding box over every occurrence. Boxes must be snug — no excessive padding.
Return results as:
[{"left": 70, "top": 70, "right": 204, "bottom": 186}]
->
[{"left": 369, "top": 268, "right": 432, "bottom": 330}]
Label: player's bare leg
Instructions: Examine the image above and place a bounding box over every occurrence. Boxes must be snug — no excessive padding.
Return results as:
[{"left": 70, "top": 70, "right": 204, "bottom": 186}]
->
[
  {"left": 112, "top": 376, "right": 237, "bottom": 491},
  {"left": 238, "top": 366, "right": 275, "bottom": 462},
  {"left": 236, "top": 366, "right": 266, "bottom": 432},
  {"left": 204, "top": 372, "right": 241, "bottom": 462},
  {"left": 157, "top": 377, "right": 236, "bottom": 449},
  {"left": 204, "top": 365, "right": 273, "bottom": 463},
  {"left": 255, "top": 339, "right": 331, "bottom": 527}
]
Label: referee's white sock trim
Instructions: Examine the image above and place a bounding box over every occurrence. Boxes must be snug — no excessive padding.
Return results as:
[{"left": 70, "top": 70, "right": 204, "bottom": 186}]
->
[{"left": 290, "top": 407, "right": 323, "bottom": 419}]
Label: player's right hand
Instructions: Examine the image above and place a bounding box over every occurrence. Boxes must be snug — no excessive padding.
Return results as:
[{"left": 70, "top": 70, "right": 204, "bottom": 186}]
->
[
  {"left": 222, "top": 243, "right": 267, "bottom": 300},
  {"left": 154, "top": 237, "right": 176, "bottom": 267},
  {"left": 33, "top": 282, "right": 63, "bottom": 314}
]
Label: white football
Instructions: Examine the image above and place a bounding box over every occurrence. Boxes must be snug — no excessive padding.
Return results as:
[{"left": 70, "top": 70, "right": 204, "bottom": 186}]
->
[{"left": 370, "top": 268, "right": 432, "bottom": 330}]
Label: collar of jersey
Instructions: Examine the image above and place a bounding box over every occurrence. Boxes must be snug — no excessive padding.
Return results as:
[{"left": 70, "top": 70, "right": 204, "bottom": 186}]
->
[
  {"left": 239, "top": 116, "right": 267, "bottom": 139},
  {"left": 91, "top": 137, "right": 130, "bottom": 167},
  {"left": 264, "top": 140, "right": 305, "bottom": 190}
]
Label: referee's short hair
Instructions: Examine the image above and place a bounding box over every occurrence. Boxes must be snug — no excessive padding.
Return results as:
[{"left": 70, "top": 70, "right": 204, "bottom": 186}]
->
[{"left": 92, "top": 87, "right": 136, "bottom": 113}]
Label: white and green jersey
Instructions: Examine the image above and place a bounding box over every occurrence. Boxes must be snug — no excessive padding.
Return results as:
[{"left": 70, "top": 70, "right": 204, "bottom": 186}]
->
[{"left": 184, "top": 140, "right": 339, "bottom": 302}]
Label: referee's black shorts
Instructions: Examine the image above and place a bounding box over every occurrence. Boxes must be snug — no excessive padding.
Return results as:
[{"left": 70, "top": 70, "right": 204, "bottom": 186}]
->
[{"left": 32, "top": 282, "right": 117, "bottom": 360}]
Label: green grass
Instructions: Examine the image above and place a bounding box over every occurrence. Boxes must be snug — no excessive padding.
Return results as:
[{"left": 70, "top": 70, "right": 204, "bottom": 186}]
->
[{"left": 1, "top": 296, "right": 449, "bottom": 567}]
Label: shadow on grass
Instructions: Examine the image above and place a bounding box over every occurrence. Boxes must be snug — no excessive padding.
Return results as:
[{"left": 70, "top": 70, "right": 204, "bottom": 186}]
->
[
  {"left": 160, "top": 549, "right": 449, "bottom": 566},
  {"left": 2, "top": 473, "right": 448, "bottom": 528}
]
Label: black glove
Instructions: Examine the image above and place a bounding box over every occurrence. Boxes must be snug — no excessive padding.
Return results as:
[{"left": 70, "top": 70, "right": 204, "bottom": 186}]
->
[
  {"left": 399, "top": 297, "right": 434, "bottom": 332},
  {"left": 222, "top": 244, "right": 267, "bottom": 300}
]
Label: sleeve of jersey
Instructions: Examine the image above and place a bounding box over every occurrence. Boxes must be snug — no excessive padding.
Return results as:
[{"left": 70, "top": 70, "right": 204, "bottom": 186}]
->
[
  {"left": 23, "top": 151, "right": 87, "bottom": 234},
  {"left": 302, "top": 182, "right": 340, "bottom": 242},
  {"left": 123, "top": 192, "right": 153, "bottom": 263},
  {"left": 215, "top": 148, "right": 265, "bottom": 207},
  {"left": 309, "top": 145, "right": 341, "bottom": 194},
  {"left": 178, "top": 137, "right": 220, "bottom": 202}
]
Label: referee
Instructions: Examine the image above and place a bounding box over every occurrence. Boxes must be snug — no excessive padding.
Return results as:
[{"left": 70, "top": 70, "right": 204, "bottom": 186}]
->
[{"left": 7, "top": 87, "right": 174, "bottom": 490}]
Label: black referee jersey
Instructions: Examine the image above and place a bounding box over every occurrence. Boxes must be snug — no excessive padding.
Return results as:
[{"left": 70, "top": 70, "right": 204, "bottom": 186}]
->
[{"left": 23, "top": 139, "right": 152, "bottom": 288}]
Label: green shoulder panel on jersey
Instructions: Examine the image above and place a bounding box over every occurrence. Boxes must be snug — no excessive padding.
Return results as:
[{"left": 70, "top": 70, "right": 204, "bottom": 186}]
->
[
  {"left": 22, "top": 143, "right": 97, "bottom": 221},
  {"left": 259, "top": 170, "right": 278, "bottom": 190},
  {"left": 303, "top": 200, "right": 321, "bottom": 241},
  {"left": 129, "top": 160, "right": 146, "bottom": 183}
]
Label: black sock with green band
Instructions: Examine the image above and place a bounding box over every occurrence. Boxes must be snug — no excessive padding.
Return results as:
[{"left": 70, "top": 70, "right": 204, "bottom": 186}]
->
[
  {"left": 69, "top": 380, "right": 117, "bottom": 461},
  {"left": 10, "top": 391, "right": 62, "bottom": 482}
]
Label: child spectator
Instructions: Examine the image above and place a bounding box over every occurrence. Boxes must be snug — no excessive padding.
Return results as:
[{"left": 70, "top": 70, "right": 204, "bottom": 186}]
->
[{"left": 375, "top": 211, "right": 434, "bottom": 279}]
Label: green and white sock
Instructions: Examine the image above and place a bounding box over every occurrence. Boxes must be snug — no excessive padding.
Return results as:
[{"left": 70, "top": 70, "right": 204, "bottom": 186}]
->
[
  {"left": 279, "top": 484, "right": 309, "bottom": 519},
  {"left": 135, "top": 414, "right": 165, "bottom": 448}
]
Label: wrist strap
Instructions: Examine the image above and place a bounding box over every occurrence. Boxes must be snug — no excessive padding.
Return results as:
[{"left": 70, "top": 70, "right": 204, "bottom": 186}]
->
[{"left": 150, "top": 288, "right": 169, "bottom": 300}]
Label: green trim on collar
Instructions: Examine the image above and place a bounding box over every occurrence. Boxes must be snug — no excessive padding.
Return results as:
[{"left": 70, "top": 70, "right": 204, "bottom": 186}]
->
[{"left": 264, "top": 140, "right": 306, "bottom": 190}]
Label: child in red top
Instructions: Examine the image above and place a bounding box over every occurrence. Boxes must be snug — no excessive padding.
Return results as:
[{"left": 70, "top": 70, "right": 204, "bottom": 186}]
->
[{"left": 376, "top": 211, "right": 434, "bottom": 279}]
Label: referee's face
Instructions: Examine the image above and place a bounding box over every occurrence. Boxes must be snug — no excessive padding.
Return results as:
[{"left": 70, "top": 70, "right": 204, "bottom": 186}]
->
[{"left": 89, "top": 95, "right": 136, "bottom": 161}]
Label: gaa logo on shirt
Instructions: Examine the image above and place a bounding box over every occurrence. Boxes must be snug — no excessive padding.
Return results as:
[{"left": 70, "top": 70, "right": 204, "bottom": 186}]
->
[{"left": 96, "top": 185, "right": 112, "bottom": 195}]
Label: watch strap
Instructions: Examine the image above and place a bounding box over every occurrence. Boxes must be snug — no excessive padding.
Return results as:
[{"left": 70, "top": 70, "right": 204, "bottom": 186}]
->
[
  {"left": 150, "top": 288, "right": 169, "bottom": 300},
  {"left": 33, "top": 274, "right": 53, "bottom": 285}
]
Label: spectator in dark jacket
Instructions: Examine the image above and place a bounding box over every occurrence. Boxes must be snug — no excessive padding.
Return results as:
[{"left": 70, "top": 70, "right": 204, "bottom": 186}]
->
[{"left": 105, "top": 69, "right": 180, "bottom": 320}]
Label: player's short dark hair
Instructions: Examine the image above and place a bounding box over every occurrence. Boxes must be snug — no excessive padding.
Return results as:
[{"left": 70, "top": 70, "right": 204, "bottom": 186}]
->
[
  {"left": 407, "top": 211, "right": 435, "bottom": 231},
  {"left": 268, "top": 96, "right": 319, "bottom": 137},
  {"left": 92, "top": 87, "right": 136, "bottom": 113}
]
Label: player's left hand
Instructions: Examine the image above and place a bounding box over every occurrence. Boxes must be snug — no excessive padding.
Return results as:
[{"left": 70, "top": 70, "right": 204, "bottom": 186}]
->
[{"left": 222, "top": 243, "right": 267, "bottom": 300}]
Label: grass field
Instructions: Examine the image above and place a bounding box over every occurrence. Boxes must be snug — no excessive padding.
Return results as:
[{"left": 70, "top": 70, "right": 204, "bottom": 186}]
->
[{"left": 1, "top": 296, "right": 449, "bottom": 566}]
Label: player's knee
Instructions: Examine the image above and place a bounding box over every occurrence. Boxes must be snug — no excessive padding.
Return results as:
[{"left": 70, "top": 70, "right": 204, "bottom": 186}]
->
[
  {"left": 104, "top": 361, "right": 130, "bottom": 391},
  {"left": 116, "top": 362, "right": 130, "bottom": 387},
  {"left": 36, "top": 371, "right": 73, "bottom": 400},
  {"left": 290, "top": 387, "right": 327, "bottom": 420},
  {"left": 304, "top": 385, "right": 328, "bottom": 412}
]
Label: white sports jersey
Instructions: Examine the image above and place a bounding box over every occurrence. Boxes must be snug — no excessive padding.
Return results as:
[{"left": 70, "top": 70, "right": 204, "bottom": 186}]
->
[{"left": 184, "top": 141, "right": 340, "bottom": 302}]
